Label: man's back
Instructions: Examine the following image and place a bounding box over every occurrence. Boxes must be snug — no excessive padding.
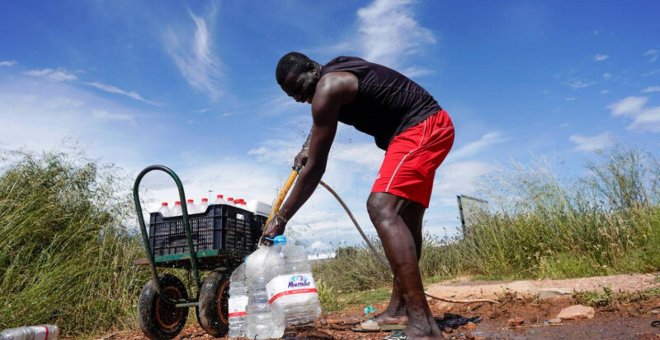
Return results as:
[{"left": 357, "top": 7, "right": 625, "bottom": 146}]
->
[{"left": 321, "top": 56, "right": 441, "bottom": 149}]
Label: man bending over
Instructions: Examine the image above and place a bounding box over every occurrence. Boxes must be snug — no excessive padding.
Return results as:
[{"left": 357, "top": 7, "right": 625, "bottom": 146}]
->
[{"left": 262, "top": 52, "right": 454, "bottom": 339}]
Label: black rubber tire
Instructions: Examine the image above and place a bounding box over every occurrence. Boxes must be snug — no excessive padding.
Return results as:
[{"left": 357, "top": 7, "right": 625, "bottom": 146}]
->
[
  {"left": 138, "top": 274, "right": 189, "bottom": 340},
  {"left": 197, "top": 271, "right": 231, "bottom": 337}
]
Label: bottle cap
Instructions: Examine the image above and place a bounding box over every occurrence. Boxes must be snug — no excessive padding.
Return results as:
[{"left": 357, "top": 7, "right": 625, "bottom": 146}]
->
[
  {"left": 202, "top": 198, "right": 208, "bottom": 202},
  {"left": 217, "top": 194, "right": 224, "bottom": 199},
  {"left": 273, "top": 235, "right": 287, "bottom": 245},
  {"left": 187, "top": 199, "right": 194, "bottom": 203},
  {"left": 161, "top": 202, "right": 168, "bottom": 206},
  {"left": 175, "top": 201, "right": 181, "bottom": 205}
]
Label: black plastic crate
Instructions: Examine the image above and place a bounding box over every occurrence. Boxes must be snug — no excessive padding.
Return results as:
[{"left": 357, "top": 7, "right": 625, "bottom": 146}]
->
[{"left": 148, "top": 204, "right": 263, "bottom": 259}]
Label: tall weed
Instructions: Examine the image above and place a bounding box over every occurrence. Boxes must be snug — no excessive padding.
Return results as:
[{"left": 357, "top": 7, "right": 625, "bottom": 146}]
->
[{"left": 0, "top": 150, "right": 147, "bottom": 336}]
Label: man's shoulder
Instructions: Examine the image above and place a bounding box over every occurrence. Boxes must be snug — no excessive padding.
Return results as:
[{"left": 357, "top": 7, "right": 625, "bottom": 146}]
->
[
  {"left": 325, "top": 55, "right": 365, "bottom": 65},
  {"left": 318, "top": 72, "right": 358, "bottom": 95}
]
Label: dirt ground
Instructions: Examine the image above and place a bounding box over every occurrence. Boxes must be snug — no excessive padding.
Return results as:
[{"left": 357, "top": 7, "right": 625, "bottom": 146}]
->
[{"left": 101, "top": 274, "right": 660, "bottom": 340}]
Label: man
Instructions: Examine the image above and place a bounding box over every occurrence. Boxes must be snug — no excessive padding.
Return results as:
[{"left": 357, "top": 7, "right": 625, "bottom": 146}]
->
[{"left": 262, "top": 52, "right": 454, "bottom": 339}]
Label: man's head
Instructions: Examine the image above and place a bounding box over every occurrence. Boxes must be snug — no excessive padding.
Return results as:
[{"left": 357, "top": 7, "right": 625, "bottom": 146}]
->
[{"left": 276, "top": 52, "right": 320, "bottom": 103}]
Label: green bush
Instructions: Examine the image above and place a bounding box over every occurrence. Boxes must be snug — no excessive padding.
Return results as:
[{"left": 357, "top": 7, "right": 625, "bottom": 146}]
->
[
  {"left": 316, "top": 280, "right": 342, "bottom": 312},
  {"left": 0, "top": 150, "right": 147, "bottom": 336}
]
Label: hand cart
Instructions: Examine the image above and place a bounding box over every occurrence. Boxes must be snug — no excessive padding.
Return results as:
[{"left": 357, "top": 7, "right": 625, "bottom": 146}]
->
[{"left": 132, "top": 165, "right": 266, "bottom": 339}]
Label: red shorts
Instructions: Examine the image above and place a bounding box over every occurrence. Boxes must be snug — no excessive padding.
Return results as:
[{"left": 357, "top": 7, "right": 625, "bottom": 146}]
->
[{"left": 372, "top": 110, "right": 454, "bottom": 208}]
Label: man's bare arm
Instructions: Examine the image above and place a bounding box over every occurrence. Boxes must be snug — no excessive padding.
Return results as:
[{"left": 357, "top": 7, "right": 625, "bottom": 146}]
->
[{"left": 276, "top": 72, "right": 358, "bottom": 222}]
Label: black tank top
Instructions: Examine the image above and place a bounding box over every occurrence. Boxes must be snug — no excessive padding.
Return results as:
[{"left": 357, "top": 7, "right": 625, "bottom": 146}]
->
[{"left": 320, "top": 56, "right": 442, "bottom": 150}]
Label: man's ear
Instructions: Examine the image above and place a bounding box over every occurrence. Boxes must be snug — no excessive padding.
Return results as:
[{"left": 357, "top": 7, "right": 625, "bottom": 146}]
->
[{"left": 307, "top": 62, "right": 316, "bottom": 73}]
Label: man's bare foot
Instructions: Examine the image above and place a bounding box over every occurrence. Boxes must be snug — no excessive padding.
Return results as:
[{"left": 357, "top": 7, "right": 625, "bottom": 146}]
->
[
  {"left": 374, "top": 311, "right": 408, "bottom": 325},
  {"left": 401, "top": 315, "right": 443, "bottom": 339}
]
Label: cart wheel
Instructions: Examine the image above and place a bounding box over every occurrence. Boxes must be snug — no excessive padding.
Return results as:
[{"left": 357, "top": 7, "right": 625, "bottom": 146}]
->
[
  {"left": 197, "top": 271, "right": 230, "bottom": 337},
  {"left": 138, "top": 274, "right": 189, "bottom": 340}
]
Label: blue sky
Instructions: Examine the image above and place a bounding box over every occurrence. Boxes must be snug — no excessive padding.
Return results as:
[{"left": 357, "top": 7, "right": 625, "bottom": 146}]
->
[{"left": 1, "top": 0, "right": 659, "bottom": 253}]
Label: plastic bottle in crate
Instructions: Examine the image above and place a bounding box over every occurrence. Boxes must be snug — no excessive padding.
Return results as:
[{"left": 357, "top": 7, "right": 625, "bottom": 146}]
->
[
  {"left": 228, "top": 263, "right": 248, "bottom": 338},
  {"left": 226, "top": 197, "right": 235, "bottom": 206},
  {"left": 186, "top": 199, "right": 197, "bottom": 214},
  {"left": 0, "top": 324, "right": 59, "bottom": 340},
  {"left": 171, "top": 201, "right": 182, "bottom": 216},
  {"left": 245, "top": 247, "right": 285, "bottom": 339},
  {"left": 237, "top": 199, "right": 248, "bottom": 209},
  {"left": 267, "top": 235, "right": 322, "bottom": 326},
  {"left": 158, "top": 202, "right": 171, "bottom": 217},
  {"left": 199, "top": 197, "right": 209, "bottom": 214}
]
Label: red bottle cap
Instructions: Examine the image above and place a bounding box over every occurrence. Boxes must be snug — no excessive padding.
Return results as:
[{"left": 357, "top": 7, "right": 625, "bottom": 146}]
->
[
  {"left": 187, "top": 199, "right": 194, "bottom": 203},
  {"left": 161, "top": 202, "right": 168, "bottom": 206}
]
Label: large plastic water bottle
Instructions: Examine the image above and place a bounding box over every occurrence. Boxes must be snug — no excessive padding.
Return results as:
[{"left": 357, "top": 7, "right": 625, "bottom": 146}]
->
[
  {"left": 0, "top": 325, "right": 59, "bottom": 340},
  {"left": 158, "top": 202, "right": 171, "bottom": 217},
  {"left": 228, "top": 263, "right": 248, "bottom": 338},
  {"left": 245, "top": 247, "right": 285, "bottom": 339},
  {"left": 171, "top": 201, "right": 182, "bottom": 216},
  {"left": 267, "top": 235, "right": 322, "bottom": 326}
]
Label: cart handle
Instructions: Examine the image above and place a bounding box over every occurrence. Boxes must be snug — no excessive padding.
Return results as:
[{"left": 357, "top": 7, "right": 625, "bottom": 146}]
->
[{"left": 133, "top": 165, "right": 202, "bottom": 296}]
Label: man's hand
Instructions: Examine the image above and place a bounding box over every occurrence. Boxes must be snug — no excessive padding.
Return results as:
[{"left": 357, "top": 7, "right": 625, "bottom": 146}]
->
[
  {"left": 260, "top": 214, "right": 287, "bottom": 245},
  {"left": 293, "top": 147, "right": 309, "bottom": 170}
]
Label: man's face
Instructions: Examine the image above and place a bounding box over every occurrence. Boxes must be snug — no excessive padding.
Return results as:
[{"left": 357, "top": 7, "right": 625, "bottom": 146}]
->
[{"left": 281, "top": 67, "right": 318, "bottom": 104}]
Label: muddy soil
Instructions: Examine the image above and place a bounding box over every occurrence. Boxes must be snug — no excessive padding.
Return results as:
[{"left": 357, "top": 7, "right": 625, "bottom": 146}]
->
[{"left": 101, "top": 295, "right": 659, "bottom": 339}]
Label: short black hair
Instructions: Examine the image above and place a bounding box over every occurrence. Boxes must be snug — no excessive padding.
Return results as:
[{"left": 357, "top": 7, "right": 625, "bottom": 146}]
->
[{"left": 276, "top": 52, "right": 314, "bottom": 85}]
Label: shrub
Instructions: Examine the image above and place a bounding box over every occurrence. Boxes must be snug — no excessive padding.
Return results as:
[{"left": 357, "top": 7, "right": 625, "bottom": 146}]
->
[{"left": 0, "top": 150, "right": 147, "bottom": 336}]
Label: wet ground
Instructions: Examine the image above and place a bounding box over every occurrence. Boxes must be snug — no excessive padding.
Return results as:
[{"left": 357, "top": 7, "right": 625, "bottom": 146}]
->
[{"left": 102, "top": 295, "right": 659, "bottom": 339}]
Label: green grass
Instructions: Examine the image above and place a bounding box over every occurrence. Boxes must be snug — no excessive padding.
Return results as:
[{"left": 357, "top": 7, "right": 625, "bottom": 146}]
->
[
  {"left": 572, "top": 287, "right": 660, "bottom": 307},
  {"left": 0, "top": 150, "right": 148, "bottom": 336},
  {"left": 314, "top": 146, "right": 660, "bottom": 292}
]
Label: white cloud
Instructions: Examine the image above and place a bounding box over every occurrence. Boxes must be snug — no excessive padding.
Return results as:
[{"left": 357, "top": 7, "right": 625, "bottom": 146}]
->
[
  {"left": 608, "top": 96, "right": 648, "bottom": 116},
  {"left": 608, "top": 96, "right": 660, "bottom": 132},
  {"left": 627, "top": 106, "right": 660, "bottom": 132},
  {"left": 24, "top": 68, "right": 77, "bottom": 82},
  {"left": 602, "top": 73, "right": 612, "bottom": 80},
  {"left": 569, "top": 132, "right": 614, "bottom": 152},
  {"left": 450, "top": 131, "right": 507, "bottom": 160},
  {"left": 0, "top": 60, "right": 17, "bottom": 67},
  {"left": 593, "top": 54, "right": 609, "bottom": 62},
  {"left": 642, "top": 86, "right": 660, "bottom": 93},
  {"left": 310, "top": 240, "right": 329, "bottom": 250},
  {"left": 568, "top": 80, "right": 596, "bottom": 89},
  {"left": 642, "top": 69, "right": 660, "bottom": 77},
  {"left": 332, "top": 142, "right": 383, "bottom": 170},
  {"left": 0, "top": 74, "right": 153, "bottom": 167},
  {"left": 87, "top": 82, "right": 160, "bottom": 106},
  {"left": 164, "top": 5, "right": 223, "bottom": 100},
  {"left": 433, "top": 160, "right": 494, "bottom": 206},
  {"left": 356, "top": 0, "right": 436, "bottom": 71},
  {"left": 92, "top": 109, "right": 136, "bottom": 125},
  {"left": 644, "top": 49, "right": 658, "bottom": 63}
]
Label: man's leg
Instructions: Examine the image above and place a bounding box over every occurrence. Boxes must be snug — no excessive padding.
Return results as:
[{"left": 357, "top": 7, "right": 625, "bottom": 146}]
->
[
  {"left": 375, "top": 201, "right": 426, "bottom": 325},
  {"left": 367, "top": 192, "right": 441, "bottom": 338}
]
